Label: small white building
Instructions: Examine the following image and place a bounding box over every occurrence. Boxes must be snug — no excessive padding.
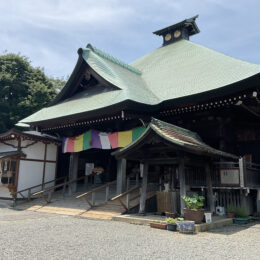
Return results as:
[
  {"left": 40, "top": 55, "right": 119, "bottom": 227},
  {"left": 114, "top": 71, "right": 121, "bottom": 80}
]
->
[{"left": 0, "top": 129, "right": 60, "bottom": 199}]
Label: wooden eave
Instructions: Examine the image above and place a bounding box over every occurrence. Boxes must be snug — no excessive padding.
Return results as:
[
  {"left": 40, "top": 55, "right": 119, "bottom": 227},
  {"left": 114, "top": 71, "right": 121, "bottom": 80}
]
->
[{"left": 0, "top": 129, "right": 60, "bottom": 145}]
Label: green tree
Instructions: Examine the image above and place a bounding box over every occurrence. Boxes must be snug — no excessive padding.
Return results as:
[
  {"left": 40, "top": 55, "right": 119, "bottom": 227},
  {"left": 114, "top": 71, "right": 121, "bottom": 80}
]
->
[{"left": 0, "top": 53, "right": 66, "bottom": 133}]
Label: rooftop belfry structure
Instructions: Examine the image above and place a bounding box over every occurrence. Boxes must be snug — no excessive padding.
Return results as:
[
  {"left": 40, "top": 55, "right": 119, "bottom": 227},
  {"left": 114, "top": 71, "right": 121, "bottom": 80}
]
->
[
  {"left": 153, "top": 15, "right": 200, "bottom": 45},
  {"left": 16, "top": 16, "right": 260, "bottom": 215}
]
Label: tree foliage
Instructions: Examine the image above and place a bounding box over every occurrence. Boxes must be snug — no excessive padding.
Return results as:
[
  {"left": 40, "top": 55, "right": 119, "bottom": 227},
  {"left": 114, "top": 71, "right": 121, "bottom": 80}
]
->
[{"left": 0, "top": 53, "right": 66, "bottom": 133}]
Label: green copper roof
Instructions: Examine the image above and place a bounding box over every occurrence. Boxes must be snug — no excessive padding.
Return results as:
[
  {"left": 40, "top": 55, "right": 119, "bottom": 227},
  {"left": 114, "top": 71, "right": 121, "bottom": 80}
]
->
[
  {"left": 114, "top": 118, "right": 238, "bottom": 160},
  {"left": 131, "top": 40, "right": 260, "bottom": 103},
  {"left": 87, "top": 44, "right": 142, "bottom": 75},
  {"left": 19, "top": 39, "right": 260, "bottom": 125}
]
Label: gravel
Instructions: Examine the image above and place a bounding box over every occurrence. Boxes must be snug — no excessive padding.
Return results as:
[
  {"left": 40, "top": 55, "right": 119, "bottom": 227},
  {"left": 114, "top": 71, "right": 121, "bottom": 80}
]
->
[{"left": 0, "top": 207, "right": 260, "bottom": 260}]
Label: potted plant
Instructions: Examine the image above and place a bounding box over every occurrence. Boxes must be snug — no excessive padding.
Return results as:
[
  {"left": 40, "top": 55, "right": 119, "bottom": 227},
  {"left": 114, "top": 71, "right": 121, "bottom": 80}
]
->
[
  {"left": 166, "top": 218, "right": 177, "bottom": 231},
  {"left": 181, "top": 193, "right": 205, "bottom": 224},
  {"left": 165, "top": 212, "right": 177, "bottom": 218},
  {"left": 226, "top": 204, "right": 236, "bottom": 218},
  {"left": 150, "top": 220, "right": 167, "bottom": 230},
  {"left": 233, "top": 206, "right": 250, "bottom": 224}
]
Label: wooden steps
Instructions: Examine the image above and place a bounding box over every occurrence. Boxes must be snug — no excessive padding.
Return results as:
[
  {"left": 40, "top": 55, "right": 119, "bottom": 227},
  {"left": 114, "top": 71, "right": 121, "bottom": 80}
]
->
[
  {"left": 15, "top": 187, "right": 156, "bottom": 221},
  {"left": 79, "top": 201, "right": 125, "bottom": 220},
  {"left": 79, "top": 191, "right": 156, "bottom": 220}
]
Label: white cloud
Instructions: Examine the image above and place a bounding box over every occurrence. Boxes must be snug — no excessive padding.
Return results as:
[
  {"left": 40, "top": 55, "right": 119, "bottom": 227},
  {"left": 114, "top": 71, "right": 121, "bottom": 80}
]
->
[{"left": 1, "top": 0, "right": 260, "bottom": 78}]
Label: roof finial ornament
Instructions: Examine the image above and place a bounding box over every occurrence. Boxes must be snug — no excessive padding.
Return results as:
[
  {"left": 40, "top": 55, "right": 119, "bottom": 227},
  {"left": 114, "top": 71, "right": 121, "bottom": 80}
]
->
[{"left": 153, "top": 15, "right": 200, "bottom": 46}]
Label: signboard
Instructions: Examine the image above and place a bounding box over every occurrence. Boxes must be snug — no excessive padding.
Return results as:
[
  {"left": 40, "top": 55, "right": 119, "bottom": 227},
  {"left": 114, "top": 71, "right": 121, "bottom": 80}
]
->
[
  {"left": 85, "top": 163, "right": 94, "bottom": 176},
  {"left": 220, "top": 169, "right": 240, "bottom": 185}
]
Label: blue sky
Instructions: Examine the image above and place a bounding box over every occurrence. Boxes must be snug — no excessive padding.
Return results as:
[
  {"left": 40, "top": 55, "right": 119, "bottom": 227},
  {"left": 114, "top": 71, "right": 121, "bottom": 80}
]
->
[{"left": 1, "top": 0, "right": 260, "bottom": 79}]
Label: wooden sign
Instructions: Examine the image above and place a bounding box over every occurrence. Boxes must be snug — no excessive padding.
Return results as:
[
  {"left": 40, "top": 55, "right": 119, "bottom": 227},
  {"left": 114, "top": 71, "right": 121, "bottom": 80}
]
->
[{"left": 220, "top": 169, "right": 240, "bottom": 185}]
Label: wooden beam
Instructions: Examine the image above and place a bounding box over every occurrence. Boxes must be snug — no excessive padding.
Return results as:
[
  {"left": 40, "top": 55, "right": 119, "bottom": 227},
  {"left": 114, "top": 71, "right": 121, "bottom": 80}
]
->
[
  {"left": 205, "top": 163, "right": 215, "bottom": 212},
  {"left": 179, "top": 157, "right": 186, "bottom": 216},
  {"left": 42, "top": 143, "right": 47, "bottom": 187},
  {"left": 139, "top": 163, "right": 148, "bottom": 214}
]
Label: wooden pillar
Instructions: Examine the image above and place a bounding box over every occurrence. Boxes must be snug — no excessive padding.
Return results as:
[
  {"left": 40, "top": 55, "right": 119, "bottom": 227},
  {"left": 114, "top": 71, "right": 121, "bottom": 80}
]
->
[
  {"left": 239, "top": 157, "right": 246, "bottom": 187},
  {"left": 257, "top": 190, "right": 260, "bottom": 212},
  {"left": 116, "top": 159, "right": 126, "bottom": 194},
  {"left": 179, "top": 157, "right": 186, "bottom": 216},
  {"left": 205, "top": 163, "right": 215, "bottom": 212},
  {"left": 139, "top": 163, "right": 148, "bottom": 215},
  {"left": 68, "top": 153, "right": 79, "bottom": 194}
]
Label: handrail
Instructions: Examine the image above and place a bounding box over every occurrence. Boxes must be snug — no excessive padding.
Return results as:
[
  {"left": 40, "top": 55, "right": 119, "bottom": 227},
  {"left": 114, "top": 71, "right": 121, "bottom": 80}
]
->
[
  {"left": 33, "top": 175, "right": 87, "bottom": 197},
  {"left": 111, "top": 185, "right": 141, "bottom": 210},
  {"left": 76, "top": 180, "right": 117, "bottom": 199},
  {"left": 111, "top": 185, "right": 141, "bottom": 201},
  {"left": 14, "top": 176, "right": 66, "bottom": 195},
  {"left": 13, "top": 176, "right": 67, "bottom": 201},
  {"left": 76, "top": 180, "right": 117, "bottom": 208}
]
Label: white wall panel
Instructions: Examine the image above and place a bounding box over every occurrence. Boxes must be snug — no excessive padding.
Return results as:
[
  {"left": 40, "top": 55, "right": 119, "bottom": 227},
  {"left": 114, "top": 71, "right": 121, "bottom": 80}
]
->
[
  {"left": 46, "top": 144, "right": 57, "bottom": 161},
  {"left": 21, "top": 141, "right": 45, "bottom": 160},
  {"left": 17, "top": 160, "right": 44, "bottom": 197}
]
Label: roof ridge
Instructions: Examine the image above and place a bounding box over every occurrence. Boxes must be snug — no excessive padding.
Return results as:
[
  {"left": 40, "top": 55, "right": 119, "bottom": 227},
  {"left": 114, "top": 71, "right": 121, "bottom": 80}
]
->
[{"left": 86, "top": 44, "right": 142, "bottom": 75}]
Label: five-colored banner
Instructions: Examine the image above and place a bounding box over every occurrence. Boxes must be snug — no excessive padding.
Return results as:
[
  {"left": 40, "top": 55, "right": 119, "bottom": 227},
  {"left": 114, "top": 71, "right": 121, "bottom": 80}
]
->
[{"left": 62, "top": 126, "right": 146, "bottom": 153}]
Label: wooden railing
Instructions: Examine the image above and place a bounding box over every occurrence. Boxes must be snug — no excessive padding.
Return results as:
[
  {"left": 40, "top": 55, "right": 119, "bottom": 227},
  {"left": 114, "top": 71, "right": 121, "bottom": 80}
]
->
[
  {"left": 111, "top": 185, "right": 141, "bottom": 210},
  {"left": 32, "top": 176, "right": 87, "bottom": 203},
  {"left": 13, "top": 176, "right": 67, "bottom": 201},
  {"left": 76, "top": 180, "right": 117, "bottom": 208}
]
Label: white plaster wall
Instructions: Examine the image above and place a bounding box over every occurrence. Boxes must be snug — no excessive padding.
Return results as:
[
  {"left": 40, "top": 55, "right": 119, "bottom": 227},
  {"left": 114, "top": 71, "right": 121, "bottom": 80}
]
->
[
  {"left": 21, "top": 140, "right": 45, "bottom": 160},
  {"left": 44, "top": 162, "right": 56, "bottom": 188},
  {"left": 17, "top": 160, "right": 44, "bottom": 198},
  {"left": 0, "top": 140, "right": 18, "bottom": 152},
  {"left": 46, "top": 144, "right": 57, "bottom": 161}
]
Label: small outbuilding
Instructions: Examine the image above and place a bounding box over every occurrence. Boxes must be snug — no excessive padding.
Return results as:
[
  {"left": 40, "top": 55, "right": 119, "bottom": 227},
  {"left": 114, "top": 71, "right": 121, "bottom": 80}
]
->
[{"left": 0, "top": 129, "right": 60, "bottom": 199}]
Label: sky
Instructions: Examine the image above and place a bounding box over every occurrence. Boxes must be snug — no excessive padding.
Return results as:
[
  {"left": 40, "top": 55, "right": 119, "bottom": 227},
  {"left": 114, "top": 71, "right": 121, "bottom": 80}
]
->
[{"left": 1, "top": 0, "right": 260, "bottom": 79}]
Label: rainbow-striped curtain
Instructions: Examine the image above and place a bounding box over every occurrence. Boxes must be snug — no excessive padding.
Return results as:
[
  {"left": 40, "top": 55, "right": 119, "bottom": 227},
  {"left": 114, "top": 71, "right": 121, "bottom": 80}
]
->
[{"left": 62, "top": 126, "right": 146, "bottom": 153}]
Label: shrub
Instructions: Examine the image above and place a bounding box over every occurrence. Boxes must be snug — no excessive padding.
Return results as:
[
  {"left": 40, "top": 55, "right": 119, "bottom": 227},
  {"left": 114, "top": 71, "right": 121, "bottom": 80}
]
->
[
  {"left": 234, "top": 206, "right": 249, "bottom": 218},
  {"left": 166, "top": 218, "right": 177, "bottom": 224},
  {"left": 181, "top": 193, "right": 205, "bottom": 210},
  {"left": 150, "top": 220, "right": 166, "bottom": 224}
]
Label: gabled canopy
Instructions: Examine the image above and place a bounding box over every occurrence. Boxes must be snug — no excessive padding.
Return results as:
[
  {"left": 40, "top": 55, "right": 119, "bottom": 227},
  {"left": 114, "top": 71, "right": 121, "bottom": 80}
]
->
[
  {"left": 0, "top": 129, "right": 60, "bottom": 144},
  {"left": 113, "top": 118, "right": 238, "bottom": 160}
]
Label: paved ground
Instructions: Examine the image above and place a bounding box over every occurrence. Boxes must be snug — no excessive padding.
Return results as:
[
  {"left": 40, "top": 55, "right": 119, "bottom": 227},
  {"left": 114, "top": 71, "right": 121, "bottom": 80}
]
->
[{"left": 0, "top": 206, "right": 260, "bottom": 260}]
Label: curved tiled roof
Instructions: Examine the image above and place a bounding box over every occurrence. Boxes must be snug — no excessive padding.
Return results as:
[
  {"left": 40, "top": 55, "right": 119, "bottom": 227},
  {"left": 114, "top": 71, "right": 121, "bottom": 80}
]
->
[
  {"left": 114, "top": 118, "right": 238, "bottom": 160},
  {"left": 19, "top": 39, "right": 260, "bottom": 125},
  {"left": 132, "top": 40, "right": 260, "bottom": 102}
]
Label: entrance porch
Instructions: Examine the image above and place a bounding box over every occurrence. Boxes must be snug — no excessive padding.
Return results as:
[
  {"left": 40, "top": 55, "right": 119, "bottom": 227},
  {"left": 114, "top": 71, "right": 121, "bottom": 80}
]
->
[{"left": 113, "top": 118, "right": 239, "bottom": 216}]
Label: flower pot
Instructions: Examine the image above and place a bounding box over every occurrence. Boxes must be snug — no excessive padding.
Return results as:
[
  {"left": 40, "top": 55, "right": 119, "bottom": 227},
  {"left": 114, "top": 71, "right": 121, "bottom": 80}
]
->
[
  {"left": 150, "top": 222, "right": 167, "bottom": 230},
  {"left": 227, "top": 212, "right": 235, "bottom": 218},
  {"left": 184, "top": 209, "right": 205, "bottom": 224},
  {"left": 233, "top": 217, "right": 250, "bottom": 224},
  {"left": 167, "top": 223, "right": 177, "bottom": 231},
  {"left": 177, "top": 221, "right": 195, "bottom": 234},
  {"left": 165, "top": 212, "right": 177, "bottom": 218}
]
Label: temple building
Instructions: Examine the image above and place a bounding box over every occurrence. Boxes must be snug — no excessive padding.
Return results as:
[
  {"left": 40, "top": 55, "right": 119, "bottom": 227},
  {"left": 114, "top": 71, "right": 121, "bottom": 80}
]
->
[
  {"left": 16, "top": 16, "right": 260, "bottom": 215},
  {"left": 0, "top": 129, "right": 59, "bottom": 199}
]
